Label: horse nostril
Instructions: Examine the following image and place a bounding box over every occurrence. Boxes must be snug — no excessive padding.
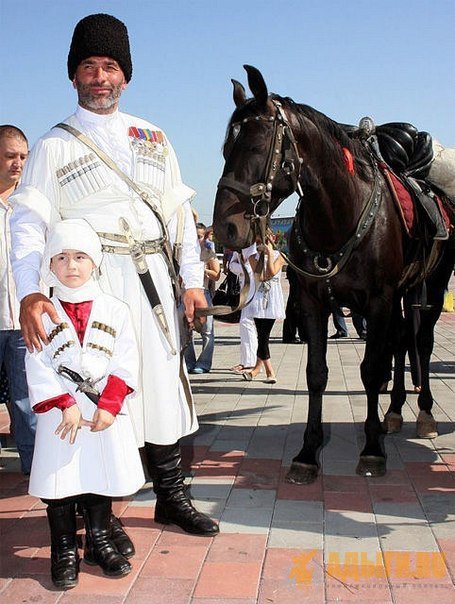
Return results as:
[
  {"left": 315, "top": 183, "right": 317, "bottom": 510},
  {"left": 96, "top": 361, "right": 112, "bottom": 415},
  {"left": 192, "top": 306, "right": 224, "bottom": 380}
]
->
[{"left": 227, "top": 222, "right": 238, "bottom": 244}]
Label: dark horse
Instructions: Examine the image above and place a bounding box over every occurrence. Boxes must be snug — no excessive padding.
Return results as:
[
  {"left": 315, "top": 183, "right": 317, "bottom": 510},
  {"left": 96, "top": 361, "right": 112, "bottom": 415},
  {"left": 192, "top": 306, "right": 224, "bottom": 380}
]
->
[{"left": 212, "top": 65, "right": 454, "bottom": 484}]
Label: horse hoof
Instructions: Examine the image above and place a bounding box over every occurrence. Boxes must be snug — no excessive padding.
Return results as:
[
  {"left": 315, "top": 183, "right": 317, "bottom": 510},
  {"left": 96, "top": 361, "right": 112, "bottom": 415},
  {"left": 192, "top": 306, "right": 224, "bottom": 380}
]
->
[
  {"left": 416, "top": 410, "right": 438, "bottom": 439},
  {"left": 382, "top": 412, "right": 403, "bottom": 434},
  {"left": 356, "top": 456, "right": 386, "bottom": 477},
  {"left": 285, "top": 462, "right": 319, "bottom": 485}
]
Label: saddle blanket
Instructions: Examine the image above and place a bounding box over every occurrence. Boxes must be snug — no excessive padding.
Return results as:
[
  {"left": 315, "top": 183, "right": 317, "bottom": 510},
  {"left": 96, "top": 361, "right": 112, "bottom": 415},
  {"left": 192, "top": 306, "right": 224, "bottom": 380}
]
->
[{"left": 380, "top": 163, "right": 451, "bottom": 237}]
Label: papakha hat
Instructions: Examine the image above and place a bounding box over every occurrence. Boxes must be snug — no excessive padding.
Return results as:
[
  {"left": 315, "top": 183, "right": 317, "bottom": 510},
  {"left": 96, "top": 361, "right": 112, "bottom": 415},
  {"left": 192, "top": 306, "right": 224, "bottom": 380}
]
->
[{"left": 67, "top": 13, "right": 132, "bottom": 82}]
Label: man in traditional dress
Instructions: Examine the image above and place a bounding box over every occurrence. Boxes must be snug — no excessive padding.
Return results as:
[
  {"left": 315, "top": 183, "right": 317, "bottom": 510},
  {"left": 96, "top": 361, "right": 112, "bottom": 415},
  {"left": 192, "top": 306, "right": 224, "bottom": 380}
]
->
[{"left": 10, "top": 13, "right": 219, "bottom": 538}]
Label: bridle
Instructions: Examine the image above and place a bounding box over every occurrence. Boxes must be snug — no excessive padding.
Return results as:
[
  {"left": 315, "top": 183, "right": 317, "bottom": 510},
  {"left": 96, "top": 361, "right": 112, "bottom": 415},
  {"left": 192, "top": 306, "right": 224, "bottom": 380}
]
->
[
  {"left": 218, "top": 99, "right": 304, "bottom": 241},
  {"left": 197, "top": 99, "right": 303, "bottom": 322},
  {"left": 217, "top": 97, "right": 383, "bottom": 282},
  {"left": 205, "top": 95, "right": 383, "bottom": 323}
]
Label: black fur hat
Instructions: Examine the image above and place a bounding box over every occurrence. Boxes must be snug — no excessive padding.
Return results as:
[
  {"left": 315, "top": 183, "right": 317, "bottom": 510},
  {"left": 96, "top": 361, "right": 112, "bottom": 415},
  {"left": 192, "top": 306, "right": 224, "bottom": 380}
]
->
[{"left": 67, "top": 14, "right": 132, "bottom": 82}]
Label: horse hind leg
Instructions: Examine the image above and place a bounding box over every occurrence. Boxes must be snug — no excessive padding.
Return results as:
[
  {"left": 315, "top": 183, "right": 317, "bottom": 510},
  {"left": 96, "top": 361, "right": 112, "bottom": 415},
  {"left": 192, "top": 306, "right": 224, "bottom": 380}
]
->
[
  {"left": 383, "top": 346, "right": 406, "bottom": 434},
  {"left": 414, "top": 308, "right": 439, "bottom": 439},
  {"left": 380, "top": 299, "right": 408, "bottom": 434}
]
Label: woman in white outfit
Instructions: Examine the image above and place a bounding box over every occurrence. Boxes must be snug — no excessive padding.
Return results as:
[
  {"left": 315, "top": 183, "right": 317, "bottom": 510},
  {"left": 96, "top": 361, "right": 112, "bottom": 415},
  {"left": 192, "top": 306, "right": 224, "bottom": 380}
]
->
[
  {"left": 242, "top": 234, "right": 285, "bottom": 383},
  {"left": 227, "top": 244, "right": 258, "bottom": 373}
]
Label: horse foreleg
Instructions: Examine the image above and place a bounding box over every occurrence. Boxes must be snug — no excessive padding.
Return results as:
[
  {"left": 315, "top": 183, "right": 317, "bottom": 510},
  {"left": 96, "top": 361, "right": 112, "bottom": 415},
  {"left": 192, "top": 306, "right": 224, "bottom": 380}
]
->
[
  {"left": 356, "top": 310, "right": 390, "bottom": 477},
  {"left": 286, "top": 312, "right": 328, "bottom": 485}
]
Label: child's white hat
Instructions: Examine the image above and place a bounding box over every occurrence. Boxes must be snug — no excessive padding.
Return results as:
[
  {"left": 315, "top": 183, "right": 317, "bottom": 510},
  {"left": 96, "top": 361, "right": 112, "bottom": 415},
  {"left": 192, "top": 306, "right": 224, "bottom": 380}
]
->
[{"left": 42, "top": 219, "right": 103, "bottom": 286}]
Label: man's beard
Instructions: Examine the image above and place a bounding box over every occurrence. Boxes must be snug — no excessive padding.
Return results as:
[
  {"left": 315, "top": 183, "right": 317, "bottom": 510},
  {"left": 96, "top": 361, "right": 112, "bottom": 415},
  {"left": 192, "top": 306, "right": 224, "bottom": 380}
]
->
[{"left": 76, "top": 81, "right": 123, "bottom": 114}]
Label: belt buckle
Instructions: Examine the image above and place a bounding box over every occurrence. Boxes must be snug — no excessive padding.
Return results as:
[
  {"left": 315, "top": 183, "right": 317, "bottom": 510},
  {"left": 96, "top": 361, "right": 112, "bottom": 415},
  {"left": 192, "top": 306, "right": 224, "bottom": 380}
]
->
[{"left": 130, "top": 242, "right": 148, "bottom": 272}]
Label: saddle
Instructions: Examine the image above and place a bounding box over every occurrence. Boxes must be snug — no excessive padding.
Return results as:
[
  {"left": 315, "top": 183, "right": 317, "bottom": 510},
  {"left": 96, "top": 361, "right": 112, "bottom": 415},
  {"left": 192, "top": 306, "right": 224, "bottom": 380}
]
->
[{"left": 347, "top": 119, "right": 452, "bottom": 240}]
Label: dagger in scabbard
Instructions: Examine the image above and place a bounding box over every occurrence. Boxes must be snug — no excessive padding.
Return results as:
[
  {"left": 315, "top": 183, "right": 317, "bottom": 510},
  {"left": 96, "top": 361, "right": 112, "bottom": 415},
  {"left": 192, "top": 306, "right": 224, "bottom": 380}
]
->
[
  {"left": 57, "top": 365, "right": 100, "bottom": 404},
  {"left": 57, "top": 365, "right": 126, "bottom": 415},
  {"left": 119, "top": 218, "right": 177, "bottom": 355}
]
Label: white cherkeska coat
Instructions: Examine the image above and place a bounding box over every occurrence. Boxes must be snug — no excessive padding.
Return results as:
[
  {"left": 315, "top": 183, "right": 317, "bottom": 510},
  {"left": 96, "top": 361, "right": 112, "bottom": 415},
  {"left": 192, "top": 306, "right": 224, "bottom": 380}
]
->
[
  {"left": 10, "top": 106, "right": 204, "bottom": 447},
  {"left": 26, "top": 294, "right": 145, "bottom": 500}
]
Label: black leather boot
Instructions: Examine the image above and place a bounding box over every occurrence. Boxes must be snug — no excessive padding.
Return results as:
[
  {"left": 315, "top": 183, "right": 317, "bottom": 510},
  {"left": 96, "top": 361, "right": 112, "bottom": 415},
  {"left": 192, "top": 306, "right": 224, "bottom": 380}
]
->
[
  {"left": 110, "top": 514, "right": 135, "bottom": 559},
  {"left": 79, "top": 502, "right": 135, "bottom": 559},
  {"left": 145, "top": 442, "right": 219, "bottom": 536},
  {"left": 82, "top": 496, "right": 131, "bottom": 577},
  {"left": 46, "top": 502, "right": 80, "bottom": 589}
]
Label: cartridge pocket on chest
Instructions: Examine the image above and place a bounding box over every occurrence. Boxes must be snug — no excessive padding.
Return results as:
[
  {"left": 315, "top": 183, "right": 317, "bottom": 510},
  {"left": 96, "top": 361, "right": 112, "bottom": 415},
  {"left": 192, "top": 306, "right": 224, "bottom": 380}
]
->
[
  {"left": 56, "top": 153, "right": 111, "bottom": 203},
  {"left": 131, "top": 139, "right": 166, "bottom": 196}
]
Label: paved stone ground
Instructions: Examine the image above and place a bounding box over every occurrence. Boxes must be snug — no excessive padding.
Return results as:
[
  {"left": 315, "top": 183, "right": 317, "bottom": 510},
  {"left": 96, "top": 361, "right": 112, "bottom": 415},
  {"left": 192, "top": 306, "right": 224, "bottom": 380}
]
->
[{"left": 1, "top": 281, "right": 454, "bottom": 603}]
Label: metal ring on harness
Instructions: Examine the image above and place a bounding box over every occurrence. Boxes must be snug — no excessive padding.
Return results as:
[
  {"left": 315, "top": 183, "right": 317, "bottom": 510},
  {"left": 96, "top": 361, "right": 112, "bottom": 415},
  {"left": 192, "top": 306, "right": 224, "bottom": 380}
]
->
[
  {"left": 252, "top": 198, "right": 270, "bottom": 218},
  {"left": 313, "top": 254, "right": 333, "bottom": 274}
]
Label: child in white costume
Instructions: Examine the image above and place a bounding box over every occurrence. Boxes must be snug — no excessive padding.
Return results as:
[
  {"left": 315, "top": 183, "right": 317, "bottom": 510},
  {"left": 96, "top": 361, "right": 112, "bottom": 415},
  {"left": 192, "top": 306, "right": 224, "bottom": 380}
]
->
[{"left": 25, "top": 218, "right": 144, "bottom": 589}]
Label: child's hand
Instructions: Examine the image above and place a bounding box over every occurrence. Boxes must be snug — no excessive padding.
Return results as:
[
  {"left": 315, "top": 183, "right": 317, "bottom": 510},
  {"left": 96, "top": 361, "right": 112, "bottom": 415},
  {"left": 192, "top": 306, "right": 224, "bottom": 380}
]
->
[
  {"left": 55, "top": 405, "right": 82, "bottom": 444},
  {"left": 90, "top": 408, "right": 115, "bottom": 432}
]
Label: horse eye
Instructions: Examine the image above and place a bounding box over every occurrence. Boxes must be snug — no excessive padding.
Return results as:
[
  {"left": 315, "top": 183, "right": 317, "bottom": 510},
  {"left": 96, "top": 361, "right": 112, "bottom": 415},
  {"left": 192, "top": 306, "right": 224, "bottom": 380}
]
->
[{"left": 232, "top": 124, "right": 241, "bottom": 139}]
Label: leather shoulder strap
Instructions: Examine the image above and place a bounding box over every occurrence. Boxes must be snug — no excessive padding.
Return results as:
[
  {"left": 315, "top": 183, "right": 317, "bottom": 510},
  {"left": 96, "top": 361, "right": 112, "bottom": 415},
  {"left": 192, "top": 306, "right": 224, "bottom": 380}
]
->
[
  {"left": 54, "top": 122, "right": 180, "bottom": 290},
  {"left": 54, "top": 122, "right": 167, "bottom": 227}
]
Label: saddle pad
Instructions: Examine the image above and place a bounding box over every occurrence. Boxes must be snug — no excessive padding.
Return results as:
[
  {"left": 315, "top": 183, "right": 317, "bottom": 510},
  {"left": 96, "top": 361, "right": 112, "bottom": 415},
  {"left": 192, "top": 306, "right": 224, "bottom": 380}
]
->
[
  {"left": 381, "top": 164, "right": 452, "bottom": 237},
  {"left": 434, "top": 194, "right": 452, "bottom": 231},
  {"left": 380, "top": 164, "right": 416, "bottom": 235}
]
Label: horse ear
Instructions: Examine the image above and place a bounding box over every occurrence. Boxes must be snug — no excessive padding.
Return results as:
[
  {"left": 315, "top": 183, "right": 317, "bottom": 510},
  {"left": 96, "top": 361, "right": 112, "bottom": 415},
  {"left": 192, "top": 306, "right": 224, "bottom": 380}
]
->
[
  {"left": 244, "top": 65, "right": 268, "bottom": 106},
  {"left": 231, "top": 79, "right": 247, "bottom": 108}
]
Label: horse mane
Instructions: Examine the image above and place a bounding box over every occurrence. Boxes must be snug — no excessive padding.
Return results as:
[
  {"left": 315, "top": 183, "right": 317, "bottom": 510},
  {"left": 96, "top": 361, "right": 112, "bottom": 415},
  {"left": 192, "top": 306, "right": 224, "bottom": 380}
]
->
[
  {"left": 222, "top": 93, "right": 372, "bottom": 183},
  {"left": 272, "top": 95, "right": 372, "bottom": 182}
]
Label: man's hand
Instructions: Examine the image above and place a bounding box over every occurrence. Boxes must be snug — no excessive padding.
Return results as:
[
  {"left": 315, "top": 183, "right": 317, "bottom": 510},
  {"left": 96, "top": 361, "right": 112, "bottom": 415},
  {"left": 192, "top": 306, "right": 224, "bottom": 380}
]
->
[
  {"left": 19, "top": 293, "right": 61, "bottom": 353},
  {"left": 183, "top": 287, "right": 207, "bottom": 330},
  {"left": 90, "top": 408, "right": 115, "bottom": 432}
]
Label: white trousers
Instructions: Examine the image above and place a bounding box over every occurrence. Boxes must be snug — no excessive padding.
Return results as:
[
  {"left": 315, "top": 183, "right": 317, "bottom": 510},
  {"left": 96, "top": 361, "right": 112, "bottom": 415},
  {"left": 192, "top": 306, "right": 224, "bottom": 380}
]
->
[{"left": 239, "top": 312, "right": 258, "bottom": 367}]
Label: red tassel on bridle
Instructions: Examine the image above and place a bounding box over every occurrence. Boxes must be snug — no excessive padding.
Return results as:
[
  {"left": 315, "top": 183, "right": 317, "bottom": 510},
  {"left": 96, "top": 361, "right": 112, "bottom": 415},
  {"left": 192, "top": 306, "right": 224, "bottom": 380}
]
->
[{"left": 342, "top": 147, "right": 355, "bottom": 174}]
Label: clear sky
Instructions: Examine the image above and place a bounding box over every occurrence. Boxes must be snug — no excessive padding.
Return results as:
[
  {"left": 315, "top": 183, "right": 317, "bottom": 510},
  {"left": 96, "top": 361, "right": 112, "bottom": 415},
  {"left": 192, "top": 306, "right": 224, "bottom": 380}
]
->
[{"left": 1, "top": 0, "right": 454, "bottom": 224}]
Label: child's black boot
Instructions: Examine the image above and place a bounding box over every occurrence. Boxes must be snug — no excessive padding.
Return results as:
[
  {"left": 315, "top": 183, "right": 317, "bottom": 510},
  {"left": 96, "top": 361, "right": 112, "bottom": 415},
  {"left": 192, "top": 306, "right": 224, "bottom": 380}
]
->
[
  {"left": 46, "top": 502, "right": 80, "bottom": 589},
  {"left": 82, "top": 495, "right": 131, "bottom": 577}
]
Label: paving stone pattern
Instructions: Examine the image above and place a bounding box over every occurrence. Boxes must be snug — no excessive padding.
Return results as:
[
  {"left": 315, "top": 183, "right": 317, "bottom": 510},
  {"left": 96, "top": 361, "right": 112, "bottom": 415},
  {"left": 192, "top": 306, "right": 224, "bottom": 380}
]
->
[{"left": 1, "top": 280, "right": 454, "bottom": 603}]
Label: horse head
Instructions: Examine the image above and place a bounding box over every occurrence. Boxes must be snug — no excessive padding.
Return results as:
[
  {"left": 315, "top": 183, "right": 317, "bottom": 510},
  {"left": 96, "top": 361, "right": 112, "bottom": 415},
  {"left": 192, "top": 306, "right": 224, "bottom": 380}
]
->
[{"left": 213, "top": 65, "right": 302, "bottom": 250}]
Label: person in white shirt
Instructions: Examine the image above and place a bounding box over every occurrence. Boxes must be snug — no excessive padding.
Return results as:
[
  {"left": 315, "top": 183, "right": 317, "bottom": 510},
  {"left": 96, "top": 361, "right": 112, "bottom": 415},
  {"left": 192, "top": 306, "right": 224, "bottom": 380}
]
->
[
  {"left": 241, "top": 233, "right": 286, "bottom": 384},
  {"left": 10, "top": 14, "right": 218, "bottom": 537},
  {"left": 228, "top": 244, "right": 258, "bottom": 374},
  {"left": 0, "top": 124, "right": 36, "bottom": 474}
]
